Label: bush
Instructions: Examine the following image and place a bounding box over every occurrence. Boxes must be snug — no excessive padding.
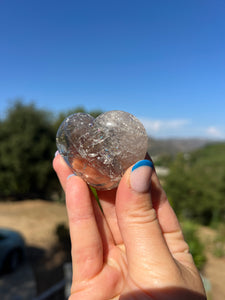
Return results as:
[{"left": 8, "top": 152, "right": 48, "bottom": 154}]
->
[{"left": 0, "top": 101, "right": 56, "bottom": 199}]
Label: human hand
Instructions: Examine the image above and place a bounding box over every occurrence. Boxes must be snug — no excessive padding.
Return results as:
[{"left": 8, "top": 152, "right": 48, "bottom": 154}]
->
[{"left": 53, "top": 153, "right": 206, "bottom": 300}]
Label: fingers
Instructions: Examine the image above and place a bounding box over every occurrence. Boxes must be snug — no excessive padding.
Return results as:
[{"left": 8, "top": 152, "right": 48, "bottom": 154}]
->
[
  {"left": 53, "top": 152, "right": 72, "bottom": 191},
  {"left": 97, "top": 189, "right": 123, "bottom": 245},
  {"left": 66, "top": 175, "right": 104, "bottom": 282},
  {"left": 150, "top": 166, "right": 191, "bottom": 257},
  {"left": 115, "top": 159, "right": 186, "bottom": 286},
  {"left": 116, "top": 161, "right": 173, "bottom": 265},
  {"left": 143, "top": 154, "right": 191, "bottom": 256},
  {"left": 53, "top": 153, "right": 114, "bottom": 282}
]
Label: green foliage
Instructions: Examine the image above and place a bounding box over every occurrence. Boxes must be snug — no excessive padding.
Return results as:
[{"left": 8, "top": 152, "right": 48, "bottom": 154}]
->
[
  {"left": 0, "top": 100, "right": 103, "bottom": 200},
  {"left": 164, "top": 143, "right": 225, "bottom": 225},
  {"left": 90, "top": 186, "right": 103, "bottom": 212},
  {"left": 0, "top": 100, "right": 56, "bottom": 198},
  {"left": 153, "top": 154, "right": 174, "bottom": 168},
  {"left": 181, "top": 221, "right": 206, "bottom": 270}
]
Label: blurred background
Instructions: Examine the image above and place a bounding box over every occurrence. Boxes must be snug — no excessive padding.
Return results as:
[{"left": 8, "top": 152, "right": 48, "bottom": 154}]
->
[{"left": 0, "top": 0, "right": 224, "bottom": 299}]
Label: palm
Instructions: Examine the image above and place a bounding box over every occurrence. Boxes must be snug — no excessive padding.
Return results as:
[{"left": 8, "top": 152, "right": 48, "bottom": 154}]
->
[{"left": 70, "top": 244, "right": 126, "bottom": 299}]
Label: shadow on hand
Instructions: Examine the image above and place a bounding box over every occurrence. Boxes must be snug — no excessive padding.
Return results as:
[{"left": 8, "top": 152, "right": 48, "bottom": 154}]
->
[{"left": 120, "top": 287, "right": 206, "bottom": 300}]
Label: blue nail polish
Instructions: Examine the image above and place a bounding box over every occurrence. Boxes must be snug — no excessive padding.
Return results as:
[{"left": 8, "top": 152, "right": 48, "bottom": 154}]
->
[
  {"left": 130, "top": 160, "right": 153, "bottom": 193},
  {"left": 67, "top": 174, "right": 76, "bottom": 180},
  {"left": 132, "top": 160, "right": 153, "bottom": 172}
]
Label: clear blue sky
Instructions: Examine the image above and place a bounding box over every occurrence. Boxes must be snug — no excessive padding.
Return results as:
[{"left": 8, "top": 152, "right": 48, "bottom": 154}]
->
[{"left": 0, "top": 0, "right": 225, "bottom": 139}]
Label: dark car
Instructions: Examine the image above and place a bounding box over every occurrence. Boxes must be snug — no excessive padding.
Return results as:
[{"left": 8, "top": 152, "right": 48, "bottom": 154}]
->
[{"left": 0, "top": 228, "right": 26, "bottom": 274}]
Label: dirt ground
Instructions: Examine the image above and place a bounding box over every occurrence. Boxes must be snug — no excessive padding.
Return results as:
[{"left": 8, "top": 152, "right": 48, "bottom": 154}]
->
[
  {"left": 0, "top": 200, "right": 224, "bottom": 299},
  {"left": 198, "top": 226, "right": 225, "bottom": 300},
  {"left": 0, "top": 200, "right": 69, "bottom": 297}
]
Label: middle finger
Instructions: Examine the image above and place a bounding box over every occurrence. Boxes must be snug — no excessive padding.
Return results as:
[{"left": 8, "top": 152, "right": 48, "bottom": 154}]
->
[{"left": 97, "top": 189, "right": 123, "bottom": 245}]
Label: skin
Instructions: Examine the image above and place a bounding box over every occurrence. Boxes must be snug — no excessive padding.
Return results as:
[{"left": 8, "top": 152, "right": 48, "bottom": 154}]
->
[{"left": 53, "top": 153, "right": 206, "bottom": 300}]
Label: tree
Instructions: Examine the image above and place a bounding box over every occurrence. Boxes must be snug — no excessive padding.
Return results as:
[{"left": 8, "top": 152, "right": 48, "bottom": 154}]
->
[{"left": 0, "top": 101, "right": 56, "bottom": 199}]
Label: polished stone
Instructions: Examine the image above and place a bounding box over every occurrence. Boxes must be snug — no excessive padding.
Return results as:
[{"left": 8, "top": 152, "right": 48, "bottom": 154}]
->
[{"left": 56, "top": 110, "right": 148, "bottom": 190}]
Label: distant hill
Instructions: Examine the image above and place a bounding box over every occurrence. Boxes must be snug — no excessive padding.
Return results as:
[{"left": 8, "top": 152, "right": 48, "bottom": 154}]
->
[{"left": 148, "top": 137, "right": 212, "bottom": 156}]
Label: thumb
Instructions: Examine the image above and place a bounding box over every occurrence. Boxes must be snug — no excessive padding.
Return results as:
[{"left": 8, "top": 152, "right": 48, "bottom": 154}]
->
[{"left": 116, "top": 160, "right": 174, "bottom": 285}]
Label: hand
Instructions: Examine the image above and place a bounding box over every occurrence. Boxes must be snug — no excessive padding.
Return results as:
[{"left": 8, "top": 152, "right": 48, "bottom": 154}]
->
[{"left": 53, "top": 153, "right": 206, "bottom": 300}]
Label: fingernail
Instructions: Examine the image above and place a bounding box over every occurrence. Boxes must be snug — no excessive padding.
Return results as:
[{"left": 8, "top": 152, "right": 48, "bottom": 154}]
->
[
  {"left": 55, "top": 150, "right": 59, "bottom": 157},
  {"left": 67, "top": 174, "right": 76, "bottom": 180},
  {"left": 130, "top": 160, "right": 153, "bottom": 193}
]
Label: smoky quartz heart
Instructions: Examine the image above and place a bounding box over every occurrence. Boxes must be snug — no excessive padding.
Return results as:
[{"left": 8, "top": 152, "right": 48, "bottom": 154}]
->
[{"left": 56, "top": 110, "right": 148, "bottom": 190}]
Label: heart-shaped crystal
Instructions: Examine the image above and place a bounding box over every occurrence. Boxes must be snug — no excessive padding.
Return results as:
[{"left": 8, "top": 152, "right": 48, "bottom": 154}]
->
[{"left": 56, "top": 110, "right": 148, "bottom": 190}]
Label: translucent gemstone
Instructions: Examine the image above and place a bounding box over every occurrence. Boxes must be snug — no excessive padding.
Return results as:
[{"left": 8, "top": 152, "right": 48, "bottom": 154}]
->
[{"left": 56, "top": 110, "right": 148, "bottom": 190}]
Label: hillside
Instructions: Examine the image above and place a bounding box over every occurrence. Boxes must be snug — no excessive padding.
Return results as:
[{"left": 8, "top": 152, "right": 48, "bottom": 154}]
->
[
  {"left": 148, "top": 137, "right": 213, "bottom": 156},
  {"left": 164, "top": 142, "right": 225, "bottom": 225}
]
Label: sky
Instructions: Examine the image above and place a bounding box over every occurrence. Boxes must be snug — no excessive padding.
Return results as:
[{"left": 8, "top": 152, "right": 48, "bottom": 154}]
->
[{"left": 0, "top": 0, "right": 225, "bottom": 139}]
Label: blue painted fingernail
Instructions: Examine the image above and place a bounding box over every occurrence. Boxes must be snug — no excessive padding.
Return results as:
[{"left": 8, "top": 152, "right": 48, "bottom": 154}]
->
[
  {"left": 67, "top": 174, "right": 76, "bottom": 180},
  {"left": 130, "top": 160, "right": 153, "bottom": 193},
  {"left": 132, "top": 160, "right": 154, "bottom": 172},
  {"left": 55, "top": 150, "right": 59, "bottom": 157}
]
